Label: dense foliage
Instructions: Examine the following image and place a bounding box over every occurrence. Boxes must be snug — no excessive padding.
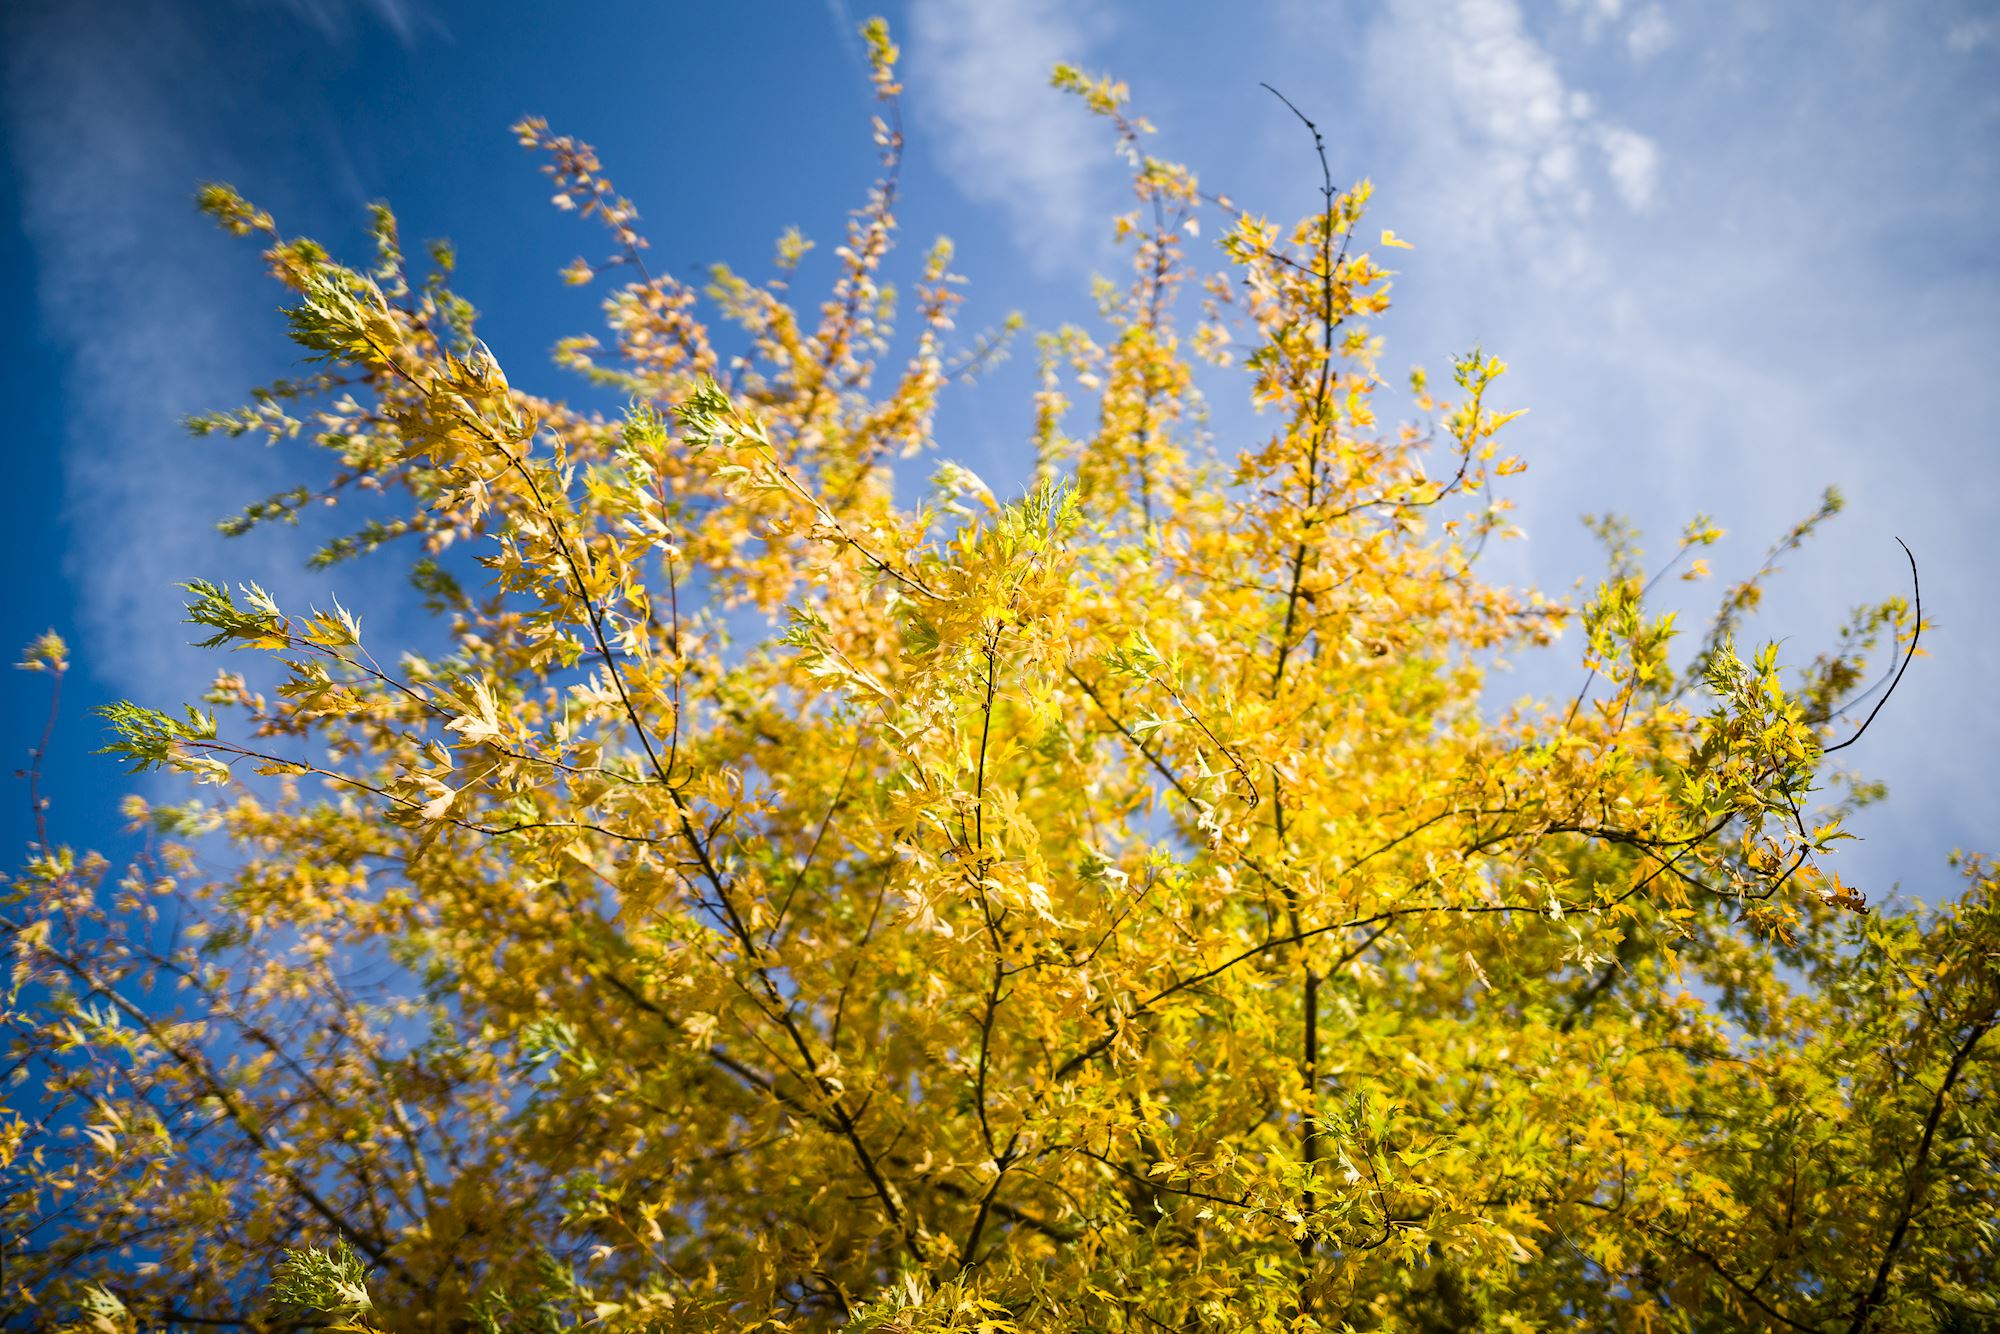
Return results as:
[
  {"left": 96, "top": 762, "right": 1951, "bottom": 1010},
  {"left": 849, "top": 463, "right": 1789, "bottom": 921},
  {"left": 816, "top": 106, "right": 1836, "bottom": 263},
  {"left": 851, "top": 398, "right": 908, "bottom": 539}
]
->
[{"left": 6, "top": 24, "right": 1992, "bottom": 1333}]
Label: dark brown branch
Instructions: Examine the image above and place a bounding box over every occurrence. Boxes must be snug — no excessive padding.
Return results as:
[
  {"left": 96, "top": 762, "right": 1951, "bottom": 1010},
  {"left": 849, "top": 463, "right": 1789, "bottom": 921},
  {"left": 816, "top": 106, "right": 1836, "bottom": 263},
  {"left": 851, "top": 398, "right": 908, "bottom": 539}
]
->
[
  {"left": 1821, "top": 539, "right": 1919, "bottom": 757},
  {"left": 1844, "top": 1007, "right": 1995, "bottom": 1332}
]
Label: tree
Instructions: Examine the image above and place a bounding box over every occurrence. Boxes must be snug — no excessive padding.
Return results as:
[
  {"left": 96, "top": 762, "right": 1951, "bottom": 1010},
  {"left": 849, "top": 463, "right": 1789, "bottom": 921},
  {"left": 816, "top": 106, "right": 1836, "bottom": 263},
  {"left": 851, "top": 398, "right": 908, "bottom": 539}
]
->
[{"left": 6, "top": 24, "right": 1992, "bottom": 1333}]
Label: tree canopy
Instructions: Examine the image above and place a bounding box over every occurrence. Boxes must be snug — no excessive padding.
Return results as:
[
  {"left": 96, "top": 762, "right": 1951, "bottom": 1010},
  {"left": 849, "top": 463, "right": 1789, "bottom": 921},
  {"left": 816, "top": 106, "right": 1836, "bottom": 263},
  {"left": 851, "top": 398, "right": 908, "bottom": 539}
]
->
[{"left": 6, "top": 23, "right": 1992, "bottom": 1334}]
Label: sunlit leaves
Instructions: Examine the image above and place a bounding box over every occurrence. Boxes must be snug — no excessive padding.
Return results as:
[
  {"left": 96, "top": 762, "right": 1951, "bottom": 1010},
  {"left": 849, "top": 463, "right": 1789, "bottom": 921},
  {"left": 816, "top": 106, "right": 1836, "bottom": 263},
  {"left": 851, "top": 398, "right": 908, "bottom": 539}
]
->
[
  {"left": 5, "top": 20, "right": 1977, "bottom": 1334},
  {"left": 268, "top": 1241, "right": 376, "bottom": 1330}
]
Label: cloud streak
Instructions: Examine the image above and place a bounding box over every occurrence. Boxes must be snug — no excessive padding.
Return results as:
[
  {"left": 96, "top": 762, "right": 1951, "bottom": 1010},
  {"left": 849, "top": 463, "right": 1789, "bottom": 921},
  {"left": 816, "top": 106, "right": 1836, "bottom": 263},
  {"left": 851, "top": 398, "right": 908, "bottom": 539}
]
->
[
  {"left": 1365, "top": 0, "right": 1660, "bottom": 259},
  {"left": 1, "top": 0, "right": 387, "bottom": 709},
  {"left": 907, "top": 0, "right": 1116, "bottom": 274},
  {"left": 268, "top": 0, "right": 422, "bottom": 45}
]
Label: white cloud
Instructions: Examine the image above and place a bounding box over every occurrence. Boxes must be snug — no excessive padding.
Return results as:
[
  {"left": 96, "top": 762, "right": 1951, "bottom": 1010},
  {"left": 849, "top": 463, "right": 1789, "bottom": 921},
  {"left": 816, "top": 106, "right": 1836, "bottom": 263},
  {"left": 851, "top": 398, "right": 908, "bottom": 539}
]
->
[
  {"left": 1365, "top": 0, "right": 1661, "bottom": 250},
  {"left": 269, "top": 0, "right": 420, "bottom": 44},
  {"left": 1561, "top": 0, "right": 1670, "bottom": 58},
  {"left": 5, "top": 8, "right": 247, "bottom": 703},
  {"left": 1625, "top": 4, "right": 1673, "bottom": 61},
  {"left": 1559, "top": 0, "right": 1624, "bottom": 40},
  {"left": 1597, "top": 124, "right": 1659, "bottom": 208},
  {"left": 1946, "top": 17, "right": 1999, "bottom": 52},
  {"left": 2, "top": 1, "right": 399, "bottom": 708},
  {"left": 907, "top": 0, "right": 1115, "bottom": 273}
]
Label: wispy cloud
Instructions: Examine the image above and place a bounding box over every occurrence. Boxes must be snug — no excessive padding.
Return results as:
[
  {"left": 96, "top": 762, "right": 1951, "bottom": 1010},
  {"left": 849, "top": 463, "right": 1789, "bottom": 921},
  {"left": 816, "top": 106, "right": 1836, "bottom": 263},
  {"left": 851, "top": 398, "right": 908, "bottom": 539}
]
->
[
  {"left": 1596, "top": 123, "right": 1658, "bottom": 209},
  {"left": 1, "top": 0, "right": 397, "bottom": 709},
  {"left": 267, "top": 0, "right": 422, "bottom": 45},
  {"left": 1558, "top": 0, "right": 1672, "bottom": 58},
  {"left": 1623, "top": 4, "right": 1674, "bottom": 62},
  {"left": 1558, "top": 0, "right": 1622, "bottom": 39},
  {"left": 1946, "top": 16, "right": 1999, "bottom": 53},
  {"left": 821, "top": 0, "right": 874, "bottom": 101},
  {"left": 1364, "top": 0, "right": 1660, "bottom": 258},
  {"left": 907, "top": 0, "right": 1116, "bottom": 273}
]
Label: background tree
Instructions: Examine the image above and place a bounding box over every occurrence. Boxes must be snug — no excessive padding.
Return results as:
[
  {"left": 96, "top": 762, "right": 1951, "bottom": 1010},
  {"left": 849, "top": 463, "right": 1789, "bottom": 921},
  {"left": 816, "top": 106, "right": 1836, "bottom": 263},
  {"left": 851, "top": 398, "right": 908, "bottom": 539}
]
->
[{"left": 5, "top": 23, "right": 1990, "bottom": 1333}]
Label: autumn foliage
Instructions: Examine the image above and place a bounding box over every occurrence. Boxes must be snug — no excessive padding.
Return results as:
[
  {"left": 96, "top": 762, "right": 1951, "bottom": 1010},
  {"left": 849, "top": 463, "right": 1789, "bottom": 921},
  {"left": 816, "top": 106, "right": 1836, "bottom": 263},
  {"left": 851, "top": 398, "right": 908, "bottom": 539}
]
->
[{"left": 6, "top": 23, "right": 1994, "bottom": 1333}]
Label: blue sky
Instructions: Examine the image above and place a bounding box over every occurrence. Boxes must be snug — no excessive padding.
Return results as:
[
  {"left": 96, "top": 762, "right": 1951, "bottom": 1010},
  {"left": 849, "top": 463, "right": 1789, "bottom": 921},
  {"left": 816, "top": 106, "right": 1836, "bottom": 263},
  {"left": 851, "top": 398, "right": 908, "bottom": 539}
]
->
[{"left": 4, "top": 0, "right": 1996, "bottom": 906}]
